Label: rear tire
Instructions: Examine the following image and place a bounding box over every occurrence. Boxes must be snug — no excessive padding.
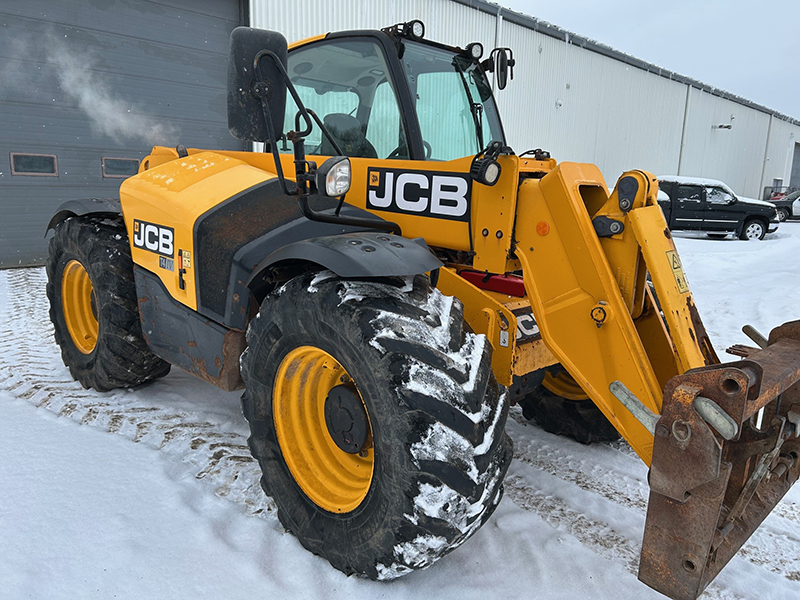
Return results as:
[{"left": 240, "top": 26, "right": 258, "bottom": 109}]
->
[
  {"left": 739, "top": 218, "right": 766, "bottom": 240},
  {"left": 777, "top": 208, "right": 789, "bottom": 222},
  {"left": 518, "top": 370, "right": 621, "bottom": 444},
  {"left": 46, "top": 216, "right": 170, "bottom": 391},
  {"left": 241, "top": 271, "right": 512, "bottom": 579}
]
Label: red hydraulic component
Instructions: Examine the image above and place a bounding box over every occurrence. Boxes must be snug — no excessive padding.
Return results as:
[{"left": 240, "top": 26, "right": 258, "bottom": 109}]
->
[{"left": 459, "top": 270, "right": 525, "bottom": 297}]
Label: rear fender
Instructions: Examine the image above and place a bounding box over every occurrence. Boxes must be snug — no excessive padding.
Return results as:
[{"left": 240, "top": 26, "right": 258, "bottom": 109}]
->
[{"left": 45, "top": 198, "right": 122, "bottom": 234}]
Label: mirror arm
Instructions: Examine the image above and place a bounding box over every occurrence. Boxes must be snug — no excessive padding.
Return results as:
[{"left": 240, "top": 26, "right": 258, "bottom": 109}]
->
[
  {"left": 252, "top": 51, "right": 297, "bottom": 197},
  {"left": 295, "top": 194, "right": 402, "bottom": 235}
]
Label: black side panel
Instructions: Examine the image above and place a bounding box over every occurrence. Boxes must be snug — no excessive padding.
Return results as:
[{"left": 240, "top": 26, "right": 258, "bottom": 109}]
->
[
  {"left": 195, "top": 178, "right": 391, "bottom": 329},
  {"left": 134, "top": 266, "right": 245, "bottom": 391},
  {"left": 46, "top": 198, "right": 122, "bottom": 233},
  {"left": 194, "top": 178, "right": 323, "bottom": 320}
]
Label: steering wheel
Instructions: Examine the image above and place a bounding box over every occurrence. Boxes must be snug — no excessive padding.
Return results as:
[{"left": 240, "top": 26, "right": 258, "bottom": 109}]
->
[
  {"left": 387, "top": 145, "right": 406, "bottom": 160},
  {"left": 387, "top": 141, "right": 432, "bottom": 160},
  {"left": 422, "top": 141, "right": 432, "bottom": 159}
]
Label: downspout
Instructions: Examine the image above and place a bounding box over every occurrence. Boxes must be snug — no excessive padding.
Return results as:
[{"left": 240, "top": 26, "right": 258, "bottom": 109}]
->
[
  {"left": 759, "top": 114, "right": 773, "bottom": 199},
  {"left": 492, "top": 5, "right": 502, "bottom": 93},
  {"left": 677, "top": 85, "right": 691, "bottom": 175}
]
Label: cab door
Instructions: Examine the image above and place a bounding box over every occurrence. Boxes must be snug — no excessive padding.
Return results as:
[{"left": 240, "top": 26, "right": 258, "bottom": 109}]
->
[
  {"left": 703, "top": 186, "right": 738, "bottom": 231},
  {"left": 673, "top": 184, "right": 704, "bottom": 229}
]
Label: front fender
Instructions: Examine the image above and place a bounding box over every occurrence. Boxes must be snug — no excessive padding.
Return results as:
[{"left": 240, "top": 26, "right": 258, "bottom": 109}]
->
[{"left": 247, "top": 232, "right": 442, "bottom": 299}]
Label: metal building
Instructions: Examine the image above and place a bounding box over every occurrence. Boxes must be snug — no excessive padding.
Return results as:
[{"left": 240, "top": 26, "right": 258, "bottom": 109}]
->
[
  {"left": 0, "top": 0, "right": 247, "bottom": 267},
  {"left": 250, "top": 0, "right": 800, "bottom": 198},
  {"left": 3, "top": 0, "right": 799, "bottom": 267}
]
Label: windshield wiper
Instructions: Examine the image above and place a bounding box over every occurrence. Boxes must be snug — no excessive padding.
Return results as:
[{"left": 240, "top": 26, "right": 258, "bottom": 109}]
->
[{"left": 452, "top": 59, "right": 484, "bottom": 151}]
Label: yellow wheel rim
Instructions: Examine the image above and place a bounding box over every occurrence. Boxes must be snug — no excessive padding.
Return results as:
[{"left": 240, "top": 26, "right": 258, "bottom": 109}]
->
[
  {"left": 542, "top": 370, "right": 589, "bottom": 401},
  {"left": 273, "top": 346, "right": 374, "bottom": 513},
  {"left": 61, "top": 260, "right": 98, "bottom": 354}
]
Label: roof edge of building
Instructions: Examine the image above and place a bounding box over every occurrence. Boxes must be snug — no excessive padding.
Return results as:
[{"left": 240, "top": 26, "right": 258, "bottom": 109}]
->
[{"left": 449, "top": 0, "right": 800, "bottom": 127}]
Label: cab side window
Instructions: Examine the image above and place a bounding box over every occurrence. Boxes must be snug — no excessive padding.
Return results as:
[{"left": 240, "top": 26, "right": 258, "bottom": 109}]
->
[
  {"left": 365, "top": 81, "right": 405, "bottom": 159},
  {"left": 706, "top": 187, "right": 734, "bottom": 205},
  {"left": 676, "top": 185, "right": 702, "bottom": 202},
  {"left": 283, "top": 40, "right": 408, "bottom": 159}
]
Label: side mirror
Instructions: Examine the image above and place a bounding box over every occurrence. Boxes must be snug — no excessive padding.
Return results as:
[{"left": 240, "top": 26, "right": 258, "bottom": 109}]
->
[
  {"left": 485, "top": 47, "right": 515, "bottom": 90},
  {"left": 227, "top": 27, "right": 288, "bottom": 142}
]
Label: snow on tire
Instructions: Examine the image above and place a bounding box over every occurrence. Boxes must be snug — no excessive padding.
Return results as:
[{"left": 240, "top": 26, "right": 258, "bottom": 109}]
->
[
  {"left": 46, "top": 216, "right": 170, "bottom": 392},
  {"left": 240, "top": 271, "right": 512, "bottom": 580}
]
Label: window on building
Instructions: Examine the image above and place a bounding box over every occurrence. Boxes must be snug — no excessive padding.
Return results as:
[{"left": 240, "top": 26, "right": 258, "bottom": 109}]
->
[
  {"left": 102, "top": 157, "right": 141, "bottom": 178},
  {"left": 10, "top": 153, "right": 58, "bottom": 176}
]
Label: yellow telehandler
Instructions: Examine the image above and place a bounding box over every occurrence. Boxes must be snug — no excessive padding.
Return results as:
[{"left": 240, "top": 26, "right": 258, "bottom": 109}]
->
[{"left": 46, "top": 21, "right": 800, "bottom": 599}]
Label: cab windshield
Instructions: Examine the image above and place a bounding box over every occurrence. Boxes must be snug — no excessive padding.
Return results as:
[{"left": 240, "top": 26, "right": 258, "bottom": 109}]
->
[
  {"left": 281, "top": 36, "right": 504, "bottom": 161},
  {"left": 401, "top": 40, "right": 504, "bottom": 161}
]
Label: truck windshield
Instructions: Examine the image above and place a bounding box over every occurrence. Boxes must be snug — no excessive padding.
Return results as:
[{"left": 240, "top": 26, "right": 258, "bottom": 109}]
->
[{"left": 401, "top": 40, "right": 504, "bottom": 161}]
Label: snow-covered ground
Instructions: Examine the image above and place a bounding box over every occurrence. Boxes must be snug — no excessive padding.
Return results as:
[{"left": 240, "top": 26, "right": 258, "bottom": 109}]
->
[{"left": 2, "top": 223, "right": 800, "bottom": 599}]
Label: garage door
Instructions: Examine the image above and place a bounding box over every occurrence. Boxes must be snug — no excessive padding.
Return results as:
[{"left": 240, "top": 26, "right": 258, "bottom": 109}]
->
[{"left": 0, "top": 0, "right": 245, "bottom": 267}]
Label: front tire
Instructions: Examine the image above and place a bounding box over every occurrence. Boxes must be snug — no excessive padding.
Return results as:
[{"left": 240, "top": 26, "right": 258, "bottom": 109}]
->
[
  {"left": 46, "top": 216, "right": 170, "bottom": 391},
  {"left": 739, "top": 218, "right": 766, "bottom": 240},
  {"left": 518, "top": 370, "right": 621, "bottom": 444},
  {"left": 241, "top": 272, "right": 511, "bottom": 579}
]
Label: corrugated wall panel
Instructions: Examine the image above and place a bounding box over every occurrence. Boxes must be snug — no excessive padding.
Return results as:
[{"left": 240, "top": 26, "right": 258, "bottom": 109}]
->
[
  {"left": 0, "top": 0, "right": 243, "bottom": 267},
  {"left": 680, "top": 89, "right": 771, "bottom": 198},
  {"left": 251, "top": 0, "right": 496, "bottom": 50},
  {"left": 501, "top": 19, "right": 686, "bottom": 186}
]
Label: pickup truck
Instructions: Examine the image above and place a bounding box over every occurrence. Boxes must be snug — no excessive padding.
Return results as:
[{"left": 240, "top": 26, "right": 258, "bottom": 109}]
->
[
  {"left": 658, "top": 175, "right": 779, "bottom": 240},
  {"left": 770, "top": 189, "right": 800, "bottom": 222}
]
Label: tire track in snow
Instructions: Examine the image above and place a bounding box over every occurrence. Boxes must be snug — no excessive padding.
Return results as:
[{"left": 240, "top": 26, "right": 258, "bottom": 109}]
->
[
  {"left": 2, "top": 267, "right": 800, "bottom": 590},
  {"left": 507, "top": 407, "right": 800, "bottom": 585},
  {"left": 502, "top": 475, "right": 755, "bottom": 600},
  {"left": 0, "top": 268, "right": 276, "bottom": 519}
]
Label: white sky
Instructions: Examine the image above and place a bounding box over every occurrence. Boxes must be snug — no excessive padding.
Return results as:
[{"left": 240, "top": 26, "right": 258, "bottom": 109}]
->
[{"left": 497, "top": 0, "right": 800, "bottom": 119}]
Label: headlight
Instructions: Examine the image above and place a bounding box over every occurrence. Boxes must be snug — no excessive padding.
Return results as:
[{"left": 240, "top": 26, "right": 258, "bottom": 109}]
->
[
  {"left": 316, "top": 156, "right": 351, "bottom": 197},
  {"left": 470, "top": 157, "right": 501, "bottom": 186},
  {"left": 466, "top": 42, "right": 483, "bottom": 60},
  {"left": 407, "top": 20, "right": 425, "bottom": 39}
]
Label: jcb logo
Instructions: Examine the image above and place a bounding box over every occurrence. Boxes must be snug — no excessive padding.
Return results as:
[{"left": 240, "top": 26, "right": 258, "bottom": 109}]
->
[
  {"left": 513, "top": 307, "right": 541, "bottom": 345},
  {"left": 366, "top": 168, "right": 471, "bottom": 222},
  {"left": 133, "top": 219, "right": 174, "bottom": 257}
]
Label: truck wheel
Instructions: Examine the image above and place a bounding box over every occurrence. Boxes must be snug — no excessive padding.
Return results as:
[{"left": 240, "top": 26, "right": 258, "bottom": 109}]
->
[
  {"left": 777, "top": 207, "right": 790, "bottom": 222},
  {"left": 240, "top": 271, "right": 512, "bottom": 579},
  {"left": 739, "top": 219, "right": 766, "bottom": 240},
  {"left": 46, "top": 216, "right": 170, "bottom": 391},
  {"left": 518, "top": 370, "right": 620, "bottom": 444}
]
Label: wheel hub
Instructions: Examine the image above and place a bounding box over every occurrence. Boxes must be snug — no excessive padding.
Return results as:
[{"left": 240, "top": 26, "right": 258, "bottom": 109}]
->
[
  {"left": 272, "top": 346, "right": 374, "bottom": 513},
  {"left": 324, "top": 384, "right": 370, "bottom": 454},
  {"left": 61, "top": 259, "right": 99, "bottom": 354}
]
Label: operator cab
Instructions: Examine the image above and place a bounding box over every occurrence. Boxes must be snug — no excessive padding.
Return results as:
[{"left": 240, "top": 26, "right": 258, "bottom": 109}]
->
[{"left": 279, "top": 22, "right": 507, "bottom": 162}]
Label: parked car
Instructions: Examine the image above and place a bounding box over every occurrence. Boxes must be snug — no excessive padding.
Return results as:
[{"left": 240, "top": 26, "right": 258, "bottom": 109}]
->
[
  {"left": 771, "top": 189, "right": 800, "bottom": 221},
  {"left": 658, "top": 175, "right": 779, "bottom": 240}
]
